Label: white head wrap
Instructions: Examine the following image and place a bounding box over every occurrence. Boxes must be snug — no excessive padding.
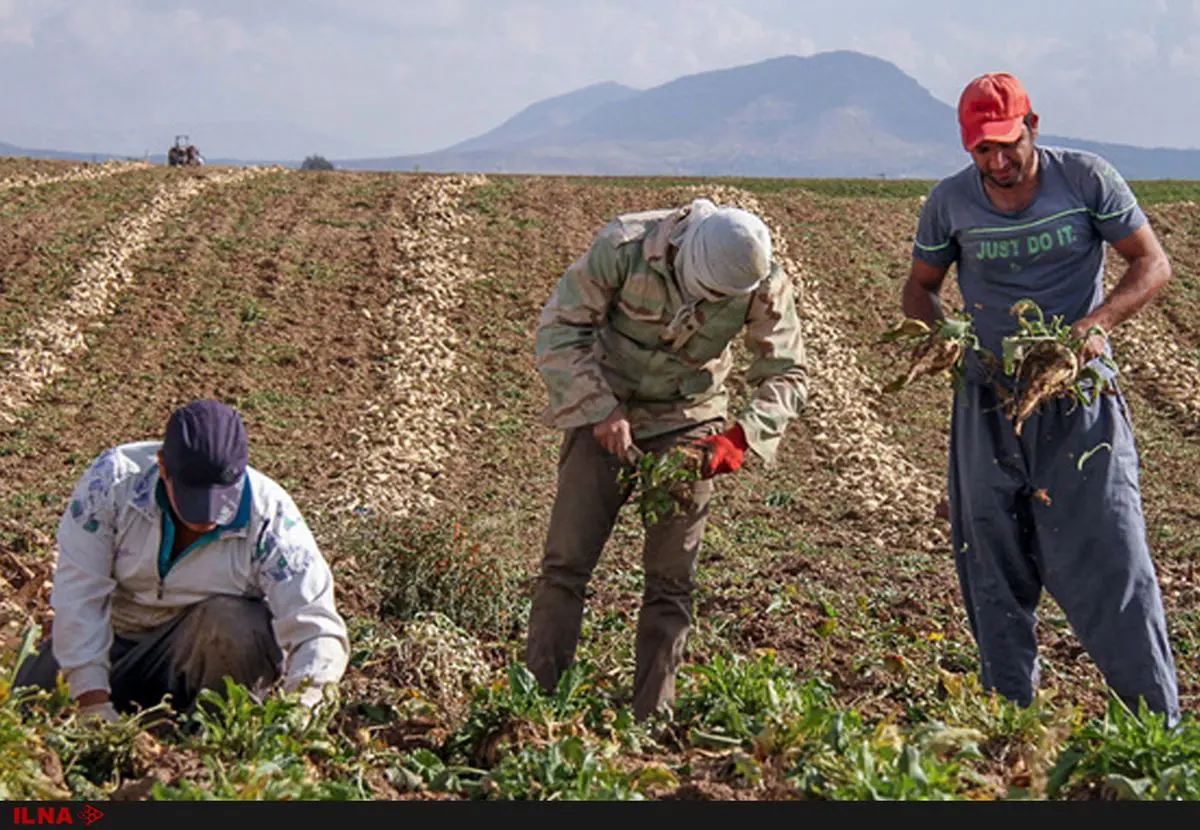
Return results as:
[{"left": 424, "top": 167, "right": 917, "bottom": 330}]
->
[
  {"left": 674, "top": 200, "right": 772, "bottom": 301},
  {"left": 663, "top": 199, "right": 773, "bottom": 347}
]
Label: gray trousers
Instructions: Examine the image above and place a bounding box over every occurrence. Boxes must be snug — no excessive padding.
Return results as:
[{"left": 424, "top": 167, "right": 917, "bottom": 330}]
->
[
  {"left": 948, "top": 382, "right": 1179, "bottom": 724},
  {"left": 525, "top": 420, "right": 720, "bottom": 721},
  {"left": 14, "top": 595, "right": 283, "bottom": 715}
]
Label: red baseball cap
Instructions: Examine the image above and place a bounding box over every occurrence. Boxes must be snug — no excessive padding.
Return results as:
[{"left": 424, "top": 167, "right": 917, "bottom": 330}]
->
[{"left": 958, "top": 73, "right": 1032, "bottom": 151}]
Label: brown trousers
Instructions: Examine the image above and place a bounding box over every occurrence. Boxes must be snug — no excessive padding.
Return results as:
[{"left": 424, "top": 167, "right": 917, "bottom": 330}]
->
[{"left": 524, "top": 420, "right": 720, "bottom": 720}]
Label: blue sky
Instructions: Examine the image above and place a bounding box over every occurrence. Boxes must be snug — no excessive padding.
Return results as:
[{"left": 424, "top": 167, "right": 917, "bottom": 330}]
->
[{"left": 0, "top": 0, "right": 1196, "bottom": 159}]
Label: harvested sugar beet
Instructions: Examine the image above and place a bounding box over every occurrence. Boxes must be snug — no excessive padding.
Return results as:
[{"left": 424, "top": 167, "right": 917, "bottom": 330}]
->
[
  {"left": 879, "top": 314, "right": 980, "bottom": 393},
  {"left": 1001, "top": 298, "right": 1117, "bottom": 436}
]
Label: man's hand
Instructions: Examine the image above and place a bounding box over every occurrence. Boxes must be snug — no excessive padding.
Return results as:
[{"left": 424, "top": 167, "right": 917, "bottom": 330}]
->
[
  {"left": 77, "top": 694, "right": 119, "bottom": 724},
  {"left": 298, "top": 684, "right": 327, "bottom": 710},
  {"left": 76, "top": 689, "right": 118, "bottom": 723},
  {"left": 1070, "top": 319, "right": 1108, "bottom": 365},
  {"left": 592, "top": 407, "right": 634, "bottom": 459},
  {"left": 697, "top": 424, "right": 749, "bottom": 478}
]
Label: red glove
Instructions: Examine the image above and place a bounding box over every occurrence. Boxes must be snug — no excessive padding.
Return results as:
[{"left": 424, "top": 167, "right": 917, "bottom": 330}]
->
[{"left": 698, "top": 424, "right": 749, "bottom": 478}]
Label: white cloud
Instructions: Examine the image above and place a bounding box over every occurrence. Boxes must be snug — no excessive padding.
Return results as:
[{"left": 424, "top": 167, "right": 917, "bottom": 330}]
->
[
  {"left": 0, "top": 19, "right": 31, "bottom": 45},
  {"left": 1109, "top": 31, "right": 1159, "bottom": 65},
  {"left": 1169, "top": 33, "right": 1200, "bottom": 70},
  {"left": 0, "top": 0, "right": 39, "bottom": 46},
  {"left": 839, "top": 10, "right": 1200, "bottom": 150}
]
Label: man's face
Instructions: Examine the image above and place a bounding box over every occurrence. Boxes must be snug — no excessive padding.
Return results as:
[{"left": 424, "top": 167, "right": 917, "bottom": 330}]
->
[{"left": 969, "top": 123, "right": 1037, "bottom": 189}]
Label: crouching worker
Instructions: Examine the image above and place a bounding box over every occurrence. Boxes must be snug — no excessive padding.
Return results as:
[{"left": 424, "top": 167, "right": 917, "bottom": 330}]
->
[{"left": 14, "top": 399, "right": 350, "bottom": 723}]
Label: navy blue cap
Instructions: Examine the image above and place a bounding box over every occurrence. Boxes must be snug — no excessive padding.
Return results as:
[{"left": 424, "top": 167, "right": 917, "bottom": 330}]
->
[{"left": 162, "top": 400, "right": 248, "bottom": 526}]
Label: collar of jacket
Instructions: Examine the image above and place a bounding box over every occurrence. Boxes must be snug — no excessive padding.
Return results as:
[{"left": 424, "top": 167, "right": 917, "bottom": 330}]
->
[{"left": 642, "top": 205, "right": 692, "bottom": 279}]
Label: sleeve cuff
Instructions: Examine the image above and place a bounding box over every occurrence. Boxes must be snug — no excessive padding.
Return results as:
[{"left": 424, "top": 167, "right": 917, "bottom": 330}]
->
[
  {"left": 912, "top": 247, "right": 956, "bottom": 270},
  {"left": 64, "top": 665, "right": 111, "bottom": 699},
  {"left": 737, "top": 416, "right": 782, "bottom": 466},
  {"left": 283, "top": 636, "right": 349, "bottom": 693}
]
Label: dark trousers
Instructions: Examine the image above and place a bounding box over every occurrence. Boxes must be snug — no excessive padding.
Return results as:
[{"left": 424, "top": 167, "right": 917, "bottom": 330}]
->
[
  {"left": 14, "top": 595, "right": 283, "bottom": 715},
  {"left": 948, "top": 383, "right": 1179, "bottom": 724}
]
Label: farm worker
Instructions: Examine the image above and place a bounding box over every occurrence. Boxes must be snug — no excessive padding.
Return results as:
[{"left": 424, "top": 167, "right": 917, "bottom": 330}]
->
[
  {"left": 903, "top": 73, "right": 1179, "bottom": 723},
  {"left": 14, "top": 400, "right": 350, "bottom": 723},
  {"left": 527, "top": 198, "right": 808, "bottom": 720}
]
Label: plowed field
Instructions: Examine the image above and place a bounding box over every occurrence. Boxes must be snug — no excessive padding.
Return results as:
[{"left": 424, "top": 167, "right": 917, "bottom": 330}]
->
[{"left": 1, "top": 160, "right": 1197, "bottom": 801}]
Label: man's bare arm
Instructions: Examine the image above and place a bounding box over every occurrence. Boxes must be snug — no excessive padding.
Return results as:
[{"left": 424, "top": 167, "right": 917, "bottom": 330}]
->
[
  {"left": 902, "top": 259, "right": 950, "bottom": 325},
  {"left": 1072, "top": 224, "right": 1172, "bottom": 362},
  {"left": 1075, "top": 224, "right": 1172, "bottom": 335}
]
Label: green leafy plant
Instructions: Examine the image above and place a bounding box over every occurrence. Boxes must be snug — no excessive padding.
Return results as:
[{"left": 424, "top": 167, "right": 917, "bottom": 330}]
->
[
  {"left": 674, "top": 651, "right": 830, "bottom": 744},
  {"left": 618, "top": 446, "right": 704, "bottom": 527},
  {"left": 182, "top": 677, "right": 334, "bottom": 760},
  {"left": 149, "top": 677, "right": 371, "bottom": 801},
  {"left": 0, "top": 626, "right": 73, "bottom": 800},
  {"left": 151, "top": 758, "right": 364, "bottom": 801},
  {"left": 1048, "top": 696, "right": 1200, "bottom": 800},
  {"left": 795, "top": 730, "right": 980, "bottom": 801},
  {"left": 444, "top": 662, "right": 612, "bottom": 768},
  {"left": 392, "top": 747, "right": 482, "bottom": 795},
  {"left": 464, "top": 735, "right": 643, "bottom": 800},
  {"left": 43, "top": 702, "right": 175, "bottom": 798}
]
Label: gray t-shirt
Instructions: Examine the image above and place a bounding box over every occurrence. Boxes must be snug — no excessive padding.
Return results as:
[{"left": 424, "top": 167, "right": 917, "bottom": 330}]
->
[{"left": 912, "top": 145, "right": 1146, "bottom": 381}]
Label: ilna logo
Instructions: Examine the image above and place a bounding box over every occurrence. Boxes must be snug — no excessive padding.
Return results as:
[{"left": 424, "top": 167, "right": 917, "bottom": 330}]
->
[{"left": 11, "top": 806, "right": 104, "bottom": 826}]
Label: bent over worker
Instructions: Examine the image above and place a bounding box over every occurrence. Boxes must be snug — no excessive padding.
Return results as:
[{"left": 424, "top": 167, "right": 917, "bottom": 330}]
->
[{"left": 526, "top": 198, "right": 808, "bottom": 721}]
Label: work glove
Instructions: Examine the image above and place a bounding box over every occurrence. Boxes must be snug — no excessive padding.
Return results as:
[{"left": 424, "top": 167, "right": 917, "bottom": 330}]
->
[
  {"left": 298, "top": 684, "right": 327, "bottom": 710},
  {"left": 697, "top": 424, "right": 749, "bottom": 478},
  {"left": 78, "top": 700, "right": 120, "bottom": 724}
]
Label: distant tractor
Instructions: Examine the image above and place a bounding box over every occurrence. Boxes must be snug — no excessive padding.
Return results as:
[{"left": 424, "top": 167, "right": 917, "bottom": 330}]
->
[{"left": 167, "top": 135, "right": 204, "bottom": 167}]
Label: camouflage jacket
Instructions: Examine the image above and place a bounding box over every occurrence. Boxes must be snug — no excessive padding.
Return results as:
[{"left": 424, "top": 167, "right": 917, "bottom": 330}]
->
[{"left": 535, "top": 204, "right": 808, "bottom": 464}]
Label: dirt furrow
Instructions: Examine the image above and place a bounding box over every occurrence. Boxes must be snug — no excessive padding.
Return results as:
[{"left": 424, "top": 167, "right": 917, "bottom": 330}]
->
[
  {"left": 0, "top": 166, "right": 283, "bottom": 424},
  {"left": 1115, "top": 321, "right": 1200, "bottom": 425},
  {"left": 1102, "top": 237, "right": 1200, "bottom": 429},
  {"left": 695, "top": 185, "right": 944, "bottom": 549},
  {"left": 0, "top": 160, "right": 150, "bottom": 194},
  {"left": 334, "top": 173, "right": 488, "bottom": 518}
]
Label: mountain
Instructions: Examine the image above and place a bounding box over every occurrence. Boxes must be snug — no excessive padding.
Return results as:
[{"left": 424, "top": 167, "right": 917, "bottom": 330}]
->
[
  {"left": 0, "top": 139, "right": 129, "bottom": 163},
  {"left": 335, "top": 51, "right": 1200, "bottom": 179},
  {"left": 445, "top": 81, "right": 639, "bottom": 153},
  {"left": 5, "top": 51, "right": 1199, "bottom": 178}
]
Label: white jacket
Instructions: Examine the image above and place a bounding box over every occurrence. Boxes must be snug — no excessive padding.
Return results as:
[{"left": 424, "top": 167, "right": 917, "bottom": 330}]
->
[{"left": 50, "top": 441, "right": 350, "bottom": 699}]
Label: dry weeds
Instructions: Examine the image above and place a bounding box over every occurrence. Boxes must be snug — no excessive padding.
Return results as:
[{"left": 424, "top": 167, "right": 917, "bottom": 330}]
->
[{"left": 1102, "top": 224, "right": 1200, "bottom": 424}]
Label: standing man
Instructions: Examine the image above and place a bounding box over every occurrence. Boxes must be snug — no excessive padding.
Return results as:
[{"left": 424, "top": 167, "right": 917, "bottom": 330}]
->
[
  {"left": 904, "top": 73, "right": 1179, "bottom": 722},
  {"left": 15, "top": 399, "right": 350, "bottom": 722},
  {"left": 527, "top": 198, "right": 808, "bottom": 721}
]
